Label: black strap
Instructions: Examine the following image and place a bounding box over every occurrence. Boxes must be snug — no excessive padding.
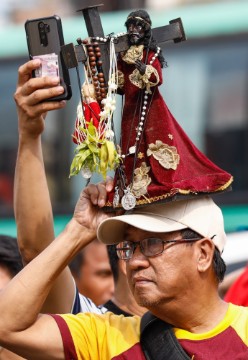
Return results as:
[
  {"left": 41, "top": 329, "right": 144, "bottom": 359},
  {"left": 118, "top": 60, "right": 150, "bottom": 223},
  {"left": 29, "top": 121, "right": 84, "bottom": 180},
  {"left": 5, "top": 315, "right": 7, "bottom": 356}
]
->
[
  {"left": 104, "top": 300, "right": 132, "bottom": 317},
  {"left": 140, "top": 312, "right": 191, "bottom": 360}
]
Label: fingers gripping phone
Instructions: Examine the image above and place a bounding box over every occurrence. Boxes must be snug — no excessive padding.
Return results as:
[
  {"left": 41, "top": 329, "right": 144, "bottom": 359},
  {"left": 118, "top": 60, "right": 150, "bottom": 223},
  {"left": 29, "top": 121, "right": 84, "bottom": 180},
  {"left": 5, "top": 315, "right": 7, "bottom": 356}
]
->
[{"left": 25, "top": 15, "right": 72, "bottom": 101}]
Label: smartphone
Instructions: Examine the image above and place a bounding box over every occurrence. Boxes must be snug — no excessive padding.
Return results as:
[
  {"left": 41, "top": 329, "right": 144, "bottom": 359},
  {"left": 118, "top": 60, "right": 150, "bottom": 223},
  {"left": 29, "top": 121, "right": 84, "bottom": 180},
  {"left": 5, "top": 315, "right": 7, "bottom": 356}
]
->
[{"left": 25, "top": 15, "right": 72, "bottom": 101}]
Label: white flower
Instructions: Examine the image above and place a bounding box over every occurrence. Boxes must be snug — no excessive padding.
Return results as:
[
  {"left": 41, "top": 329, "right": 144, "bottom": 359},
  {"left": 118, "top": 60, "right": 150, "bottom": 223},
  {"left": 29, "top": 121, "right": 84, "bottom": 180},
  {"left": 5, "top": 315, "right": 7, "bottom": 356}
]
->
[
  {"left": 108, "top": 82, "right": 118, "bottom": 91},
  {"left": 105, "top": 102, "right": 112, "bottom": 110},
  {"left": 99, "top": 110, "right": 108, "bottom": 118},
  {"left": 101, "top": 98, "right": 107, "bottom": 105},
  {"left": 105, "top": 129, "right": 115, "bottom": 139}
]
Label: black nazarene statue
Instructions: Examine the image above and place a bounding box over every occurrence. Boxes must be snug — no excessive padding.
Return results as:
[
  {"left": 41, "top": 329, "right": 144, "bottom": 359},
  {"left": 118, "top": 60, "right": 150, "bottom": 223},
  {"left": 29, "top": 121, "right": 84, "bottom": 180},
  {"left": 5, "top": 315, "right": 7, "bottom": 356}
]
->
[
  {"left": 104, "top": 9, "right": 232, "bottom": 210},
  {"left": 71, "top": 9, "right": 233, "bottom": 211}
]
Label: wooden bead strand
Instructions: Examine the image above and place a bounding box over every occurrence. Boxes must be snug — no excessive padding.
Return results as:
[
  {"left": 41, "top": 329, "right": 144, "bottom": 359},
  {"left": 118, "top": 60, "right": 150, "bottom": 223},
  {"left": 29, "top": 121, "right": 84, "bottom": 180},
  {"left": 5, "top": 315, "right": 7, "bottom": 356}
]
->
[
  {"left": 80, "top": 37, "right": 110, "bottom": 107},
  {"left": 92, "top": 42, "right": 107, "bottom": 105},
  {"left": 85, "top": 43, "right": 100, "bottom": 101}
]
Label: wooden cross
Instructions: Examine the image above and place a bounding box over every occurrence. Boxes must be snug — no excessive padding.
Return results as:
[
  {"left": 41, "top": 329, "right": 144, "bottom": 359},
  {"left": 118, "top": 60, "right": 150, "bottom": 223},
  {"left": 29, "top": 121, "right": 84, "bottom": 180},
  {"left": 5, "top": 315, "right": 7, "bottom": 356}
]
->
[{"left": 61, "top": 4, "right": 186, "bottom": 83}]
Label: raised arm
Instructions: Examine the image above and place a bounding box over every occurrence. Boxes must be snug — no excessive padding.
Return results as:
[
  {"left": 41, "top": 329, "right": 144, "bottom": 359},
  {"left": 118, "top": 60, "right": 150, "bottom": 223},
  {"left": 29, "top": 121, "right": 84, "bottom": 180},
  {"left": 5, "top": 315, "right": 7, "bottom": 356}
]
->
[
  {"left": 13, "top": 59, "right": 75, "bottom": 313},
  {"left": 0, "top": 176, "right": 113, "bottom": 359}
]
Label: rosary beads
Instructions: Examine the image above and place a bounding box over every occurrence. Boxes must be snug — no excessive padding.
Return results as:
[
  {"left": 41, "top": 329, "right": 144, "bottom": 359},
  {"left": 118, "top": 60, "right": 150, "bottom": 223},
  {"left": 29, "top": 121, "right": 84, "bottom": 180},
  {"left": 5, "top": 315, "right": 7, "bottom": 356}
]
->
[{"left": 82, "top": 39, "right": 107, "bottom": 106}]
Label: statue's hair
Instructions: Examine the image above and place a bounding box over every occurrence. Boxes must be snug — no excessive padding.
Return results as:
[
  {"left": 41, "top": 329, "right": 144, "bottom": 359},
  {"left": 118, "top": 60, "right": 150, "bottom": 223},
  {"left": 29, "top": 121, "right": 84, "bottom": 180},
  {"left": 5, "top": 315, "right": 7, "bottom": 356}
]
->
[{"left": 125, "top": 9, "right": 167, "bottom": 68}]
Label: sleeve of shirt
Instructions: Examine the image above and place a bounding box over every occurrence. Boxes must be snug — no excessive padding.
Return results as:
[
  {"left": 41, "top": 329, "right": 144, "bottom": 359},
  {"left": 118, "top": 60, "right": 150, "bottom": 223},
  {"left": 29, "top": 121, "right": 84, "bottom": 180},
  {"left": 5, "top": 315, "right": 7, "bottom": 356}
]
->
[
  {"left": 71, "top": 285, "right": 107, "bottom": 315},
  {"left": 50, "top": 312, "right": 141, "bottom": 360}
]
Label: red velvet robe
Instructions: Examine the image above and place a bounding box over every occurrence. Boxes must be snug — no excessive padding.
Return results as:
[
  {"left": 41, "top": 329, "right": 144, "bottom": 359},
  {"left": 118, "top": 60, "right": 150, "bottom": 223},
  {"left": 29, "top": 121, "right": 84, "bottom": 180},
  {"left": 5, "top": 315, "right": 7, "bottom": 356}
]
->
[{"left": 105, "top": 46, "right": 233, "bottom": 208}]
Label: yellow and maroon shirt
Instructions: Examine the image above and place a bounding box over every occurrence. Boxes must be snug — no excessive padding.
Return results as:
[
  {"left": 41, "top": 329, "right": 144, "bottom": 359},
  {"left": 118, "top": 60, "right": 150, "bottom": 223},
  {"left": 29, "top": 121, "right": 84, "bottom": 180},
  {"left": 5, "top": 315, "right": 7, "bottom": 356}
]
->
[{"left": 51, "top": 303, "right": 248, "bottom": 359}]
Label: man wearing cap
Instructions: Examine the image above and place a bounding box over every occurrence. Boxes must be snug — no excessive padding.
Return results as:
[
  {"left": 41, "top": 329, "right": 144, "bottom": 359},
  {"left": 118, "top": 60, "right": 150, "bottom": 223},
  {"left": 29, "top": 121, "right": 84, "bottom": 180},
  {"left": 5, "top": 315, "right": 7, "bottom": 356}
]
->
[{"left": 0, "top": 180, "right": 247, "bottom": 359}]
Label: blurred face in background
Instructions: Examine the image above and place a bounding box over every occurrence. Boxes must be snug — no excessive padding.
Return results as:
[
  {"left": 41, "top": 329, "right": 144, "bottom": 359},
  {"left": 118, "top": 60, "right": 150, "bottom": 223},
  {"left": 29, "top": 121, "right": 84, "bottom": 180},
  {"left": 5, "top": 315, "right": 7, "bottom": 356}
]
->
[{"left": 72, "top": 240, "right": 114, "bottom": 306}]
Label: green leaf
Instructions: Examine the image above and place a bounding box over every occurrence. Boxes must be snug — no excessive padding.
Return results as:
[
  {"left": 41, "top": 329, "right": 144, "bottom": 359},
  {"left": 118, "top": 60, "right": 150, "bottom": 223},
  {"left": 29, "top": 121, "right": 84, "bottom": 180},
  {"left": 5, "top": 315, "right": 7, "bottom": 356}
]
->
[
  {"left": 69, "top": 149, "right": 92, "bottom": 177},
  {"left": 88, "top": 143, "right": 99, "bottom": 154}
]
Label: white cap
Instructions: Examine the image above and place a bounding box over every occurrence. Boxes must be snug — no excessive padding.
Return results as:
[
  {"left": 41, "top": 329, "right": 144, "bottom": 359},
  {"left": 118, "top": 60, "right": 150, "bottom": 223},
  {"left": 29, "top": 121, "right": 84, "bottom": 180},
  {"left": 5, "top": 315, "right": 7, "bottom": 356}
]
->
[{"left": 97, "top": 196, "right": 227, "bottom": 253}]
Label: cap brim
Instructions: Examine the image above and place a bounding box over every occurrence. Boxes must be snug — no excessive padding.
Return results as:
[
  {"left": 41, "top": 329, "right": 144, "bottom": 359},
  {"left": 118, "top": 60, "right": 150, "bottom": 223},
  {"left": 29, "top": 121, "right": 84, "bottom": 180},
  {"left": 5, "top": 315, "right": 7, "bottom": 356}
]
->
[{"left": 97, "top": 213, "right": 187, "bottom": 245}]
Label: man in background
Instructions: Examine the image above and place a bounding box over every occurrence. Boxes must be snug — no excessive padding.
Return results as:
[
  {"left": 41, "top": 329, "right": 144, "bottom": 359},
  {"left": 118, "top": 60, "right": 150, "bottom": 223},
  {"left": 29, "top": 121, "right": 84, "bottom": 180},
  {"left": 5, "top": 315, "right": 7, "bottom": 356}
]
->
[{"left": 69, "top": 239, "right": 114, "bottom": 306}]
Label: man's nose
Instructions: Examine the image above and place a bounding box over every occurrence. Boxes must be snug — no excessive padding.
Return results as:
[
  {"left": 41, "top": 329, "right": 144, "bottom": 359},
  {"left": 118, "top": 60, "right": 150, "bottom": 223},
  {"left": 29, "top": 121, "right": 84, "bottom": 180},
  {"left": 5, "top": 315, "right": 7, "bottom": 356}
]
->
[
  {"left": 128, "top": 245, "right": 149, "bottom": 269},
  {"left": 128, "top": 24, "right": 135, "bottom": 32}
]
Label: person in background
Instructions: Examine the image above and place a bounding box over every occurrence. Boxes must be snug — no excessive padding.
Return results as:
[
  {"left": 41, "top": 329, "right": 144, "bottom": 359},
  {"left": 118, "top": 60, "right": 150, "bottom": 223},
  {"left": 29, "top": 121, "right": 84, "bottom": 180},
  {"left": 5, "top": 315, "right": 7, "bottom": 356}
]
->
[
  {"left": 69, "top": 239, "right": 114, "bottom": 306},
  {"left": 0, "top": 235, "right": 25, "bottom": 360}
]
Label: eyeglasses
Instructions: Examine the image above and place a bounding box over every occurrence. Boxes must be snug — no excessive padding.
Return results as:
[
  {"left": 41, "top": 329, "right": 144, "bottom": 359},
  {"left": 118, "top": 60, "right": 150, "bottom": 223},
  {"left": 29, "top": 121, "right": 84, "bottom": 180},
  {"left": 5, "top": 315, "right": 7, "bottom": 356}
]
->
[{"left": 116, "top": 237, "right": 202, "bottom": 260}]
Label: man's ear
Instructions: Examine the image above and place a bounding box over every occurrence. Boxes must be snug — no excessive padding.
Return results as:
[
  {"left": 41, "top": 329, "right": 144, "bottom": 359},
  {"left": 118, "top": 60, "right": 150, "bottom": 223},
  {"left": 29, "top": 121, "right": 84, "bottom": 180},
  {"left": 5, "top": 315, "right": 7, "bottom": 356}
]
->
[
  {"left": 196, "top": 238, "right": 215, "bottom": 273},
  {"left": 118, "top": 259, "right": 127, "bottom": 276}
]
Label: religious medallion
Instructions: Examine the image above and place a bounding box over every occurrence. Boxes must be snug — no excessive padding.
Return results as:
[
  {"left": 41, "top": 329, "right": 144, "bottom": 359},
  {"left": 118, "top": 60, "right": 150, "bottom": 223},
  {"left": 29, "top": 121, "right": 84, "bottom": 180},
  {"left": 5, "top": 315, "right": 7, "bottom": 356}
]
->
[{"left": 121, "top": 188, "right": 136, "bottom": 210}]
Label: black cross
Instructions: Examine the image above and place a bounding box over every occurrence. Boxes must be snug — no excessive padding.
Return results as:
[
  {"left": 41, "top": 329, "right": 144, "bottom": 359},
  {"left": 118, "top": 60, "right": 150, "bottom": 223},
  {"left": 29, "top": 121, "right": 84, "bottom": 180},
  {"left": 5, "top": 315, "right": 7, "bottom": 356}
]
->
[{"left": 61, "top": 4, "right": 186, "bottom": 83}]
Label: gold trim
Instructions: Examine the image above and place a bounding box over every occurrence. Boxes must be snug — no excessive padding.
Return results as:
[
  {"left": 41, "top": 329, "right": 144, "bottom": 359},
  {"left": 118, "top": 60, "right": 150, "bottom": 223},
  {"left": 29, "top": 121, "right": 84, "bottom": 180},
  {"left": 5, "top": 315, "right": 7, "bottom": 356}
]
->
[
  {"left": 105, "top": 177, "right": 233, "bottom": 208},
  {"left": 215, "top": 176, "right": 233, "bottom": 192}
]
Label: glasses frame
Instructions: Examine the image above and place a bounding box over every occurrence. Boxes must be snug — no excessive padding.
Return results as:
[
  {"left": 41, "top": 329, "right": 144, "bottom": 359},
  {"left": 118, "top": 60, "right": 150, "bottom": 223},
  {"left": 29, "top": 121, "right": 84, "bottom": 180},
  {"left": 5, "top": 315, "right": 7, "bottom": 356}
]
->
[{"left": 116, "top": 237, "right": 202, "bottom": 260}]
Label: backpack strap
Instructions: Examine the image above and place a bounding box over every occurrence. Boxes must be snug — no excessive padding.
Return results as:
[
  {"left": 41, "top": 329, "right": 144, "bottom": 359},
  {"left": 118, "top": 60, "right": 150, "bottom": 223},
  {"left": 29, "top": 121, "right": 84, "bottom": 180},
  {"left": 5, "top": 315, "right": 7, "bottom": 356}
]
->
[{"left": 140, "top": 312, "right": 191, "bottom": 360}]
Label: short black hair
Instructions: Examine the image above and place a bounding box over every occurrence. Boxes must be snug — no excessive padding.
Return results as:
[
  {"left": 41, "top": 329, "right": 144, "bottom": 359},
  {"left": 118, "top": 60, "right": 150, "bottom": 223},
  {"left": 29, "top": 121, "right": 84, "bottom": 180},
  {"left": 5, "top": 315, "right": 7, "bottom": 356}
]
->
[
  {"left": 107, "top": 244, "right": 119, "bottom": 283},
  {"left": 212, "top": 248, "right": 226, "bottom": 283},
  {"left": 69, "top": 251, "right": 84, "bottom": 278},
  {"left": 181, "top": 228, "right": 226, "bottom": 283},
  {"left": 0, "top": 235, "right": 23, "bottom": 277}
]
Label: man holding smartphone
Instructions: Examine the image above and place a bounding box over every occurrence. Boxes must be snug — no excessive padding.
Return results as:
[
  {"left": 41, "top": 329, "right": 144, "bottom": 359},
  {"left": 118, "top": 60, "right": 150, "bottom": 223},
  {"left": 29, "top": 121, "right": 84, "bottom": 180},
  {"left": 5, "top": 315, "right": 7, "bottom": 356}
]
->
[{"left": 14, "top": 58, "right": 105, "bottom": 315}]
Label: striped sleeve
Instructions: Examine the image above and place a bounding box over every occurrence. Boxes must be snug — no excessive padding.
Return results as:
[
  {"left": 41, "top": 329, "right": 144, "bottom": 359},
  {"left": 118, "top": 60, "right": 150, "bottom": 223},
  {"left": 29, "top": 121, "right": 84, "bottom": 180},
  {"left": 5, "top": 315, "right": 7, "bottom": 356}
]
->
[{"left": 72, "top": 286, "right": 107, "bottom": 315}]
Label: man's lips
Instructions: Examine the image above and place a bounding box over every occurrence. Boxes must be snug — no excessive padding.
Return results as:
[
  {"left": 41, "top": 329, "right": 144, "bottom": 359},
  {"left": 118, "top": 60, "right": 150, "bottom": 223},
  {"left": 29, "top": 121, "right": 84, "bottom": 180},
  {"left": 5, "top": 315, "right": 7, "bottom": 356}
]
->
[
  {"left": 132, "top": 276, "right": 153, "bottom": 286},
  {"left": 129, "top": 33, "right": 140, "bottom": 38}
]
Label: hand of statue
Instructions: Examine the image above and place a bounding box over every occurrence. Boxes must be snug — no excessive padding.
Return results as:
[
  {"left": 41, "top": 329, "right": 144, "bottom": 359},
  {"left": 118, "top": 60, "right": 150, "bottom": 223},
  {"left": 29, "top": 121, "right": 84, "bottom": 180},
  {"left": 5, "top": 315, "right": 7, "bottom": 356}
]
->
[
  {"left": 14, "top": 59, "right": 66, "bottom": 139},
  {"left": 73, "top": 177, "right": 115, "bottom": 237},
  {"left": 135, "top": 59, "right": 146, "bottom": 75}
]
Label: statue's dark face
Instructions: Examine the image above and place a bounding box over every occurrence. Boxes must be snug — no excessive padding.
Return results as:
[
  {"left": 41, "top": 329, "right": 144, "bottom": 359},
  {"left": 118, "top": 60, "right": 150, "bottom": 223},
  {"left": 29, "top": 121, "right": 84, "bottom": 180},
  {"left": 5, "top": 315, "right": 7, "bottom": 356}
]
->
[{"left": 127, "top": 21, "right": 145, "bottom": 45}]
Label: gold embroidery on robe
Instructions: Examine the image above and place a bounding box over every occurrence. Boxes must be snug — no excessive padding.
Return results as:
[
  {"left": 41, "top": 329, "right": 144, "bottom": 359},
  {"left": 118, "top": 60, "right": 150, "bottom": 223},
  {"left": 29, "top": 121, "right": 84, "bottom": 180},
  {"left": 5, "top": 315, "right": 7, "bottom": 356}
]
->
[
  {"left": 129, "top": 65, "right": 159, "bottom": 94},
  {"left": 117, "top": 70, "right": 125, "bottom": 89},
  {"left": 131, "top": 162, "right": 151, "bottom": 198},
  {"left": 122, "top": 45, "right": 144, "bottom": 64},
  {"left": 147, "top": 140, "right": 180, "bottom": 170}
]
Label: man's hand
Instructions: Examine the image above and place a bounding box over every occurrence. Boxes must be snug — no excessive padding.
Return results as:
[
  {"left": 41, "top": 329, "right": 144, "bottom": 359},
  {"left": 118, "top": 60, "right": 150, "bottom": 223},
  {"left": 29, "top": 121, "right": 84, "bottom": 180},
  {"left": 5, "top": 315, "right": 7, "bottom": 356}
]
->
[
  {"left": 73, "top": 177, "right": 115, "bottom": 239},
  {"left": 135, "top": 59, "right": 146, "bottom": 75},
  {"left": 14, "top": 59, "right": 66, "bottom": 139}
]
